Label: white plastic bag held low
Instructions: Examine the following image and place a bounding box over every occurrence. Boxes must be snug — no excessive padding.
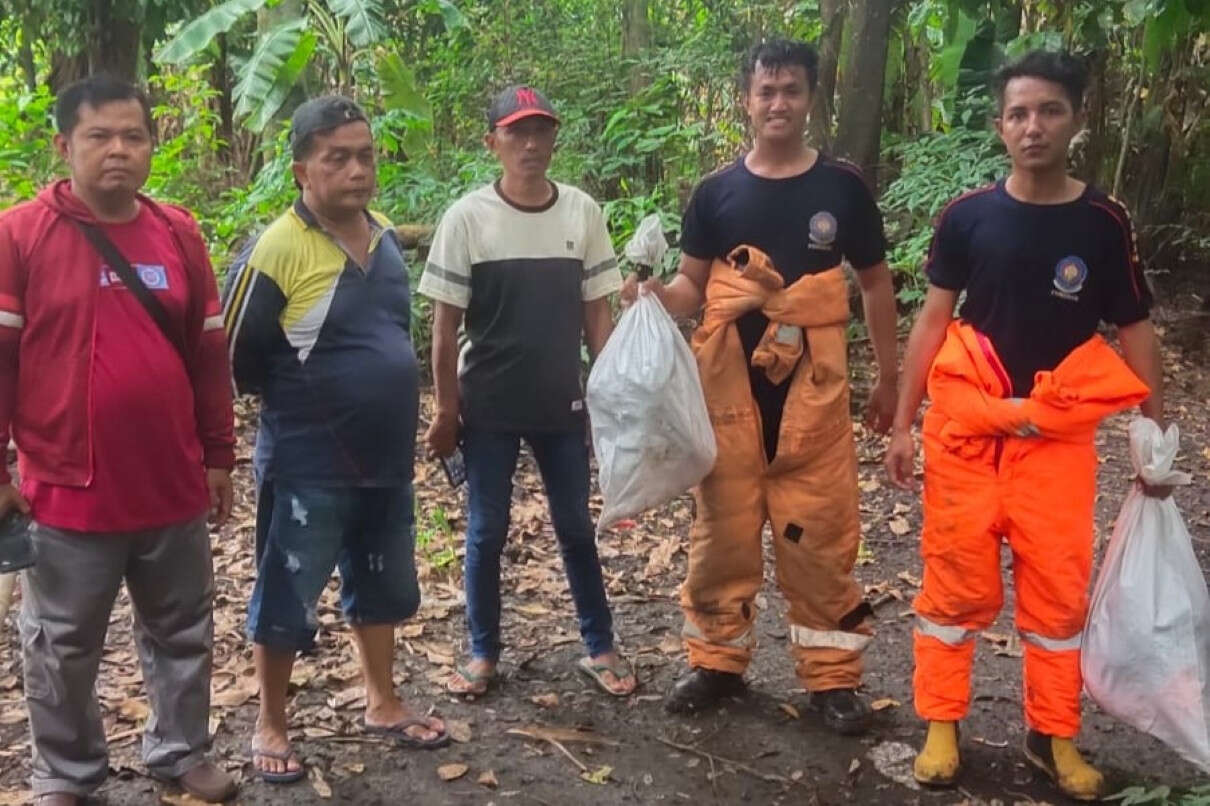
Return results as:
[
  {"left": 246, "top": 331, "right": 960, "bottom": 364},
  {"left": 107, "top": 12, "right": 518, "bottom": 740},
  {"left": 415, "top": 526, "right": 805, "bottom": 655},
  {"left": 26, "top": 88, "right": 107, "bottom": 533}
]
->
[
  {"left": 1082, "top": 418, "right": 1210, "bottom": 772},
  {"left": 586, "top": 293, "right": 716, "bottom": 534}
]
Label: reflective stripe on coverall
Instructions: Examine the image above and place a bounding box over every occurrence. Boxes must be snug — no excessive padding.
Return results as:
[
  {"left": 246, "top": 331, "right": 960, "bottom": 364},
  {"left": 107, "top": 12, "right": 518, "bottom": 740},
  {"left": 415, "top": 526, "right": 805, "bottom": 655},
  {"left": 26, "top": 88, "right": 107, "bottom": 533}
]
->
[
  {"left": 913, "top": 321, "right": 1149, "bottom": 737},
  {"left": 681, "top": 245, "right": 873, "bottom": 691}
]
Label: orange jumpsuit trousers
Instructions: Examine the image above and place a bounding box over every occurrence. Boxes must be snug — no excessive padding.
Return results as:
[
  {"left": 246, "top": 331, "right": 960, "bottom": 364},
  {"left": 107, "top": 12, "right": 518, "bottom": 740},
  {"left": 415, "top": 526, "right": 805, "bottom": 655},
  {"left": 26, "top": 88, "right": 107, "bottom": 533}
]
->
[
  {"left": 681, "top": 245, "right": 873, "bottom": 692},
  {"left": 914, "top": 322, "right": 1149, "bottom": 737}
]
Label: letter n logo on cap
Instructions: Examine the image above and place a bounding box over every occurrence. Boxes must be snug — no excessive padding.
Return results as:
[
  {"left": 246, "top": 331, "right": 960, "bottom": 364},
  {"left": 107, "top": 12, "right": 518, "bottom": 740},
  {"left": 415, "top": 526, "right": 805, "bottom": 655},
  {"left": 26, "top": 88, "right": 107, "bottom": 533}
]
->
[{"left": 516, "top": 87, "right": 539, "bottom": 107}]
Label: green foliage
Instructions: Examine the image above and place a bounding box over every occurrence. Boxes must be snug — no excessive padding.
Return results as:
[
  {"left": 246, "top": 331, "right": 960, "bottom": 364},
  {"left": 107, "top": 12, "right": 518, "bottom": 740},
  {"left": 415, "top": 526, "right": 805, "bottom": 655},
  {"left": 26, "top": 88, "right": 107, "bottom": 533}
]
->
[
  {"left": 0, "top": 82, "right": 56, "bottom": 205},
  {"left": 154, "top": 0, "right": 269, "bottom": 63},
  {"left": 1106, "top": 783, "right": 1210, "bottom": 806},
  {"left": 881, "top": 127, "right": 1006, "bottom": 304},
  {"left": 415, "top": 504, "right": 458, "bottom": 571},
  {"left": 327, "top": 0, "right": 385, "bottom": 47},
  {"left": 146, "top": 66, "right": 233, "bottom": 218}
]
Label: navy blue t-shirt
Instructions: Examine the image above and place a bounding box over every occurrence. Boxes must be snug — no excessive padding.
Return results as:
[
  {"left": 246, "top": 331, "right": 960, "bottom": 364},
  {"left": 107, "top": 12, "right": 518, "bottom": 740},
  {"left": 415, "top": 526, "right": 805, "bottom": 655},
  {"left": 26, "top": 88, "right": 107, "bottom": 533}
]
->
[
  {"left": 926, "top": 180, "right": 1152, "bottom": 396},
  {"left": 680, "top": 154, "right": 887, "bottom": 459}
]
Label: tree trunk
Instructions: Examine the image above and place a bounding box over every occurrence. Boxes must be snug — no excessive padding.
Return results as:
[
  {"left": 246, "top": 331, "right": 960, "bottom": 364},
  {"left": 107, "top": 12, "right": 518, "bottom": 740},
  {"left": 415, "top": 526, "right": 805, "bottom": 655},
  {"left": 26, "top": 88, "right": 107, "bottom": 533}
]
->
[
  {"left": 1079, "top": 48, "right": 1109, "bottom": 187},
  {"left": 808, "top": 0, "right": 846, "bottom": 150},
  {"left": 214, "top": 34, "right": 235, "bottom": 159},
  {"left": 49, "top": 50, "right": 90, "bottom": 93},
  {"left": 835, "top": 0, "right": 898, "bottom": 190},
  {"left": 18, "top": 31, "right": 37, "bottom": 91},
  {"left": 621, "top": 0, "right": 651, "bottom": 65},
  {"left": 87, "top": 0, "right": 141, "bottom": 80}
]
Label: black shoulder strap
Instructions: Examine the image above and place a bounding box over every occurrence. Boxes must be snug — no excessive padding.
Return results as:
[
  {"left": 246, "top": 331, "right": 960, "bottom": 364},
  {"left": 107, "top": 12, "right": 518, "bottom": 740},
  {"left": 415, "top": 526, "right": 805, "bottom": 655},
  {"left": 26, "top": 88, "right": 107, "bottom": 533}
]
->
[{"left": 72, "top": 220, "right": 188, "bottom": 362}]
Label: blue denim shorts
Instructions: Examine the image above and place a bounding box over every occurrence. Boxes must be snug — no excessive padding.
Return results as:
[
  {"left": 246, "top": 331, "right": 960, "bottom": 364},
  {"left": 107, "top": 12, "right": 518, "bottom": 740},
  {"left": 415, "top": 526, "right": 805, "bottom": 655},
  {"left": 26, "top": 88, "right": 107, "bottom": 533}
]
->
[{"left": 247, "top": 480, "right": 419, "bottom": 652}]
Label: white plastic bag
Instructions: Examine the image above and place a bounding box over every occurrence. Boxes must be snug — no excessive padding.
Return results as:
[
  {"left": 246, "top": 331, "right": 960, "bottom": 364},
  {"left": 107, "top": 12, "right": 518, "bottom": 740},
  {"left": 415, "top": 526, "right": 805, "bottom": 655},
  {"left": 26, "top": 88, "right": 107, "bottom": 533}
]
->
[
  {"left": 586, "top": 293, "right": 716, "bottom": 534},
  {"left": 623, "top": 213, "right": 668, "bottom": 268},
  {"left": 1082, "top": 418, "right": 1210, "bottom": 773}
]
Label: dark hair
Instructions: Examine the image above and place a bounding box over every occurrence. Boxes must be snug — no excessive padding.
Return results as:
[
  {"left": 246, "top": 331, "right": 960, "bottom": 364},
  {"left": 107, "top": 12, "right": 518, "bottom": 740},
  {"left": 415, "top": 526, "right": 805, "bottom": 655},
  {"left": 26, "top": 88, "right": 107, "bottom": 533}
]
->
[
  {"left": 993, "top": 50, "right": 1089, "bottom": 112},
  {"left": 740, "top": 38, "right": 819, "bottom": 94},
  {"left": 54, "top": 74, "right": 155, "bottom": 138}
]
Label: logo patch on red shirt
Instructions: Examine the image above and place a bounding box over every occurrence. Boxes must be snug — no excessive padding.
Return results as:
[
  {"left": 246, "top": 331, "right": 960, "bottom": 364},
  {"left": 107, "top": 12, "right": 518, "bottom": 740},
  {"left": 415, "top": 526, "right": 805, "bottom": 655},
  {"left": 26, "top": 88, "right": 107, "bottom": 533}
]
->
[{"left": 99, "top": 263, "right": 169, "bottom": 290}]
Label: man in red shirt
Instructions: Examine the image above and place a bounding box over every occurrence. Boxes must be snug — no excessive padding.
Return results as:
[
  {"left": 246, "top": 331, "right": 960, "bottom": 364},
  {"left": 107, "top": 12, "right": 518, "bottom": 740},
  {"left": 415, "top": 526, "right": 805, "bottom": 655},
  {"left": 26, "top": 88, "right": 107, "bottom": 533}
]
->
[{"left": 0, "top": 76, "right": 237, "bottom": 805}]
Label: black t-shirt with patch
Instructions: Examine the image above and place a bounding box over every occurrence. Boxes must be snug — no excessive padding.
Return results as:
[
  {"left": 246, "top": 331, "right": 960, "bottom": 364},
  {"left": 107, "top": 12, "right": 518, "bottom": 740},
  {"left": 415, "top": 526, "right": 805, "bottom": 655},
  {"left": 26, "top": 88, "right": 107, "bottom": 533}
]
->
[
  {"left": 680, "top": 155, "right": 887, "bottom": 459},
  {"left": 926, "top": 180, "right": 1152, "bottom": 397}
]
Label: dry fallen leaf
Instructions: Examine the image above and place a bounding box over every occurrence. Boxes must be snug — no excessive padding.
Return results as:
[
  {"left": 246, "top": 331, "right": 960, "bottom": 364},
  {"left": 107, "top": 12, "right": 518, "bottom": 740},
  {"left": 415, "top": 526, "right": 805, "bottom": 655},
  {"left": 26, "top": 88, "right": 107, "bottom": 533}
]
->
[
  {"left": 657, "top": 634, "right": 683, "bottom": 654},
  {"left": 896, "top": 570, "right": 923, "bottom": 588},
  {"left": 848, "top": 758, "right": 861, "bottom": 774},
  {"left": 326, "top": 686, "right": 366, "bottom": 710},
  {"left": 0, "top": 706, "right": 27, "bottom": 726},
  {"left": 438, "top": 763, "right": 469, "bottom": 781},
  {"left": 778, "top": 703, "right": 800, "bottom": 720},
  {"left": 310, "top": 766, "right": 332, "bottom": 799},
  {"left": 870, "top": 698, "right": 901, "bottom": 711},
  {"left": 400, "top": 623, "right": 424, "bottom": 639},
  {"left": 477, "top": 769, "right": 499, "bottom": 789},
  {"left": 888, "top": 516, "right": 911, "bottom": 536},
  {"left": 446, "top": 718, "right": 473, "bottom": 743},
  {"left": 160, "top": 794, "right": 218, "bottom": 805},
  {"left": 117, "top": 697, "right": 150, "bottom": 723},
  {"left": 343, "top": 762, "right": 366, "bottom": 775},
  {"left": 212, "top": 676, "right": 258, "bottom": 709},
  {"left": 530, "top": 692, "right": 559, "bottom": 708},
  {"left": 581, "top": 765, "right": 612, "bottom": 784}
]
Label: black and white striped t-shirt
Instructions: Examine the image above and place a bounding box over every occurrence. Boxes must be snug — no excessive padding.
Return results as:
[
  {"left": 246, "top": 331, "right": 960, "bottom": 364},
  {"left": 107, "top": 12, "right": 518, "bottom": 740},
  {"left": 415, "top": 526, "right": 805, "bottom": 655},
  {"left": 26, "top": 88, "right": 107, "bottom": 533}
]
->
[{"left": 419, "top": 180, "right": 622, "bottom": 433}]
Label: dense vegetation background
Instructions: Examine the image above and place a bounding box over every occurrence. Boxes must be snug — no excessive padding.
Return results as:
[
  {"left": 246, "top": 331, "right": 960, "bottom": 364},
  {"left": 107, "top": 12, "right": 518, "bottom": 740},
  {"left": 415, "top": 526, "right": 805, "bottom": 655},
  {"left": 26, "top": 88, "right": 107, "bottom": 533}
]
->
[{"left": 1, "top": 0, "right": 1208, "bottom": 359}]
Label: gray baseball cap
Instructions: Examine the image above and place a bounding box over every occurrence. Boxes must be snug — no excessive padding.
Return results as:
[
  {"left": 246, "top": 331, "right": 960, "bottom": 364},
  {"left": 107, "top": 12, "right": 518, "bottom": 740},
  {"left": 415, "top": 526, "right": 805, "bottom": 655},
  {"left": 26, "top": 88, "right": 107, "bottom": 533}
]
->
[{"left": 290, "top": 96, "right": 368, "bottom": 158}]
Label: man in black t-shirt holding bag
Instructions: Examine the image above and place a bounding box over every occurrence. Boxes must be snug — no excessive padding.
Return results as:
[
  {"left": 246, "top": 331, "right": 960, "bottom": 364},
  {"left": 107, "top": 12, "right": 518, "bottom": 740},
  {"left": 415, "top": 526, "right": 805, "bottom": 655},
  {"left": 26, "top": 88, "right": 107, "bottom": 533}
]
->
[
  {"left": 885, "top": 52, "right": 1166, "bottom": 801},
  {"left": 625, "top": 39, "right": 900, "bottom": 735}
]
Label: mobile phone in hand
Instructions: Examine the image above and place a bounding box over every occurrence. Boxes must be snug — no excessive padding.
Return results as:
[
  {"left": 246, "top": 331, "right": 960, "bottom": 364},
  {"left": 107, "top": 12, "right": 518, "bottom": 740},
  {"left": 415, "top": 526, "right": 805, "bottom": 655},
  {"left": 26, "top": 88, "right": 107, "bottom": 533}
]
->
[{"left": 440, "top": 447, "right": 467, "bottom": 488}]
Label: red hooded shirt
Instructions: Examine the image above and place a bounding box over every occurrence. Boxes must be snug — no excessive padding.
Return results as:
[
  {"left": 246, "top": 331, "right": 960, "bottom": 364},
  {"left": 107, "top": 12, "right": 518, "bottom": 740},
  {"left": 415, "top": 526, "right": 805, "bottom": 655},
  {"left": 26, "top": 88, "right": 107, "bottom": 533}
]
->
[{"left": 0, "top": 180, "right": 234, "bottom": 531}]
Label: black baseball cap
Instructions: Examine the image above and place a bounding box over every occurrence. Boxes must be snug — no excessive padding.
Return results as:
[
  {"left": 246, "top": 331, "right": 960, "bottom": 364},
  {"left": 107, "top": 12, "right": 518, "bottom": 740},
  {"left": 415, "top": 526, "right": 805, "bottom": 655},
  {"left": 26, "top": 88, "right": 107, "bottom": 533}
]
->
[
  {"left": 290, "top": 96, "right": 368, "bottom": 158},
  {"left": 487, "top": 85, "right": 559, "bottom": 130}
]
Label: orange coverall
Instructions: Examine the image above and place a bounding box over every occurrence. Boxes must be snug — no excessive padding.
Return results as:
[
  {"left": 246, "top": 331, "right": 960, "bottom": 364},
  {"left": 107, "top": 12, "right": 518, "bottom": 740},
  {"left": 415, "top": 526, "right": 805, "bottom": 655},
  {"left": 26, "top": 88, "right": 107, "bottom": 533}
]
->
[
  {"left": 914, "top": 321, "right": 1149, "bottom": 737},
  {"left": 681, "top": 245, "right": 872, "bottom": 691}
]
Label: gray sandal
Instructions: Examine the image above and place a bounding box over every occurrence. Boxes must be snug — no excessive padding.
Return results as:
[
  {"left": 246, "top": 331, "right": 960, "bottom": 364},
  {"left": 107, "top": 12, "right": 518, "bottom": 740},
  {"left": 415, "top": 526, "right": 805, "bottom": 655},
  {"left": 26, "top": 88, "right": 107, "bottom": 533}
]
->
[
  {"left": 250, "top": 743, "right": 306, "bottom": 784},
  {"left": 577, "top": 655, "right": 637, "bottom": 697},
  {"left": 364, "top": 715, "right": 450, "bottom": 749}
]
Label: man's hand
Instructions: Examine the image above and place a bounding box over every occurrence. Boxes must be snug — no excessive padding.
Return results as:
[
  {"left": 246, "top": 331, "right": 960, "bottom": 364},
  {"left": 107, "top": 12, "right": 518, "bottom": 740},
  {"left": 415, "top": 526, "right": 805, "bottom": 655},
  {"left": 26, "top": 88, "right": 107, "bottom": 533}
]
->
[
  {"left": 1140, "top": 480, "right": 1174, "bottom": 499},
  {"left": 0, "top": 483, "right": 30, "bottom": 520},
  {"left": 619, "top": 274, "right": 667, "bottom": 308},
  {"left": 206, "top": 468, "right": 233, "bottom": 526},
  {"left": 426, "top": 411, "right": 460, "bottom": 460},
  {"left": 885, "top": 429, "right": 917, "bottom": 492},
  {"left": 864, "top": 377, "right": 897, "bottom": 434}
]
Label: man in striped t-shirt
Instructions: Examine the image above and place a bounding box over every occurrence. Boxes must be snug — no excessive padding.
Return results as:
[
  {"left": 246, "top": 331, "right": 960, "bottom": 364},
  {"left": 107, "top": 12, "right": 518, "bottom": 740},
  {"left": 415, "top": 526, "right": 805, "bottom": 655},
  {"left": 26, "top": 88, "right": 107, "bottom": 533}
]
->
[{"left": 419, "top": 84, "right": 636, "bottom": 698}]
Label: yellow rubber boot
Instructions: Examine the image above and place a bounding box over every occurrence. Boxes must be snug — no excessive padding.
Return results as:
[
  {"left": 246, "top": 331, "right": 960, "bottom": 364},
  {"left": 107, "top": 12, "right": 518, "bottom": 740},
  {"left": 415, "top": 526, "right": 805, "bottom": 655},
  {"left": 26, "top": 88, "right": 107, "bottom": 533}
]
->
[
  {"left": 914, "top": 721, "right": 960, "bottom": 786},
  {"left": 1024, "top": 730, "right": 1105, "bottom": 802}
]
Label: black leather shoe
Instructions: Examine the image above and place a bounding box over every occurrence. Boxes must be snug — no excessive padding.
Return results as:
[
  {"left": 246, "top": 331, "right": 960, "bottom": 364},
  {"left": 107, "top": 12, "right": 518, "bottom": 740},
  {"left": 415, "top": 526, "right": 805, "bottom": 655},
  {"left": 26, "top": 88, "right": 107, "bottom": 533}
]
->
[
  {"left": 665, "top": 668, "right": 746, "bottom": 714},
  {"left": 810, "top": 688, "right": 872, "bottom": 735}
]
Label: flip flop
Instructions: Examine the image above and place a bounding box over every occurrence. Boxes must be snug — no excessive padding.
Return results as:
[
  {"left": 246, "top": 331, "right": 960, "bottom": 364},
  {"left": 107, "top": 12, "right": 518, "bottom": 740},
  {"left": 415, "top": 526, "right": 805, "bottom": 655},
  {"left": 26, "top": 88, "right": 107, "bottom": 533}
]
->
[
  {"left": 250, "top": 743, "right": 306, "bottom": 784},
  {"left": 446, "top": 662, "right": 495, "bottom": 697},
  {"left": 577, "top": 655, "right": 637, "bottom": 697},
  {"left": 364, "top": 715, "right": 451, "bottom": 749}
]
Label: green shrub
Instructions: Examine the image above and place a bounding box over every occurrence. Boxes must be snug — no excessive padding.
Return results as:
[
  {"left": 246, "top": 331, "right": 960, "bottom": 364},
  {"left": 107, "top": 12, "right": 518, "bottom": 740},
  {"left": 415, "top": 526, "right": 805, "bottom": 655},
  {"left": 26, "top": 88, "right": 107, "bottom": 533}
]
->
[{"left": 881, "top": 127, "right": 1006, "bottom": 305}]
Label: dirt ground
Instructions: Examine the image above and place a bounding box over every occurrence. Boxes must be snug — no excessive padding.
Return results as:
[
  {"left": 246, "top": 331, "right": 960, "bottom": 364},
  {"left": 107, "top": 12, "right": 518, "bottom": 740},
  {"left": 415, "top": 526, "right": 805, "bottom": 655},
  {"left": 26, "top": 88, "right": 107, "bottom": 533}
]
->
[{"left": 2, "top": 294, "right": 1209, "bottom": 805}]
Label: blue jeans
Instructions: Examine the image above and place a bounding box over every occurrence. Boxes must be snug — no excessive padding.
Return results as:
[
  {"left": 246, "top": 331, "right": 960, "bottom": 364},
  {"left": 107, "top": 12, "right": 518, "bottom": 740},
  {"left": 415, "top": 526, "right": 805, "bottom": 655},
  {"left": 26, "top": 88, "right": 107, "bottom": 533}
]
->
[
  {"left": 463, "top": 427, "right": 614, "bottom": 661},
  {"left": 248, "top": 480, "right": 420, "bottom": 652}
]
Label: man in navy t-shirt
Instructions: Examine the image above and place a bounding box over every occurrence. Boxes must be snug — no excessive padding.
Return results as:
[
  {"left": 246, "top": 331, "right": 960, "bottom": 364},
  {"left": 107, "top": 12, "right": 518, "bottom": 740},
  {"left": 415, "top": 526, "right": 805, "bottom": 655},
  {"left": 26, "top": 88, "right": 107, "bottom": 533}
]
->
[
  {"left": 625, "top": 39, "right": 900, "bottom": 736},
  {"left": 886, "top": 51, "right": 1166, "bottom": 801}
]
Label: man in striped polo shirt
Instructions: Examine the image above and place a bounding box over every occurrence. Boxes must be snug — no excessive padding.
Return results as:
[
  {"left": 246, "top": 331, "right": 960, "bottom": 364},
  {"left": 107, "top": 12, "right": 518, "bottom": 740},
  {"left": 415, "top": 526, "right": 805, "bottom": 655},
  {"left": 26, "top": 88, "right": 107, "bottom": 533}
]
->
[{"left": 420, "top": 85, "right": 636, "bottom": 699}]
